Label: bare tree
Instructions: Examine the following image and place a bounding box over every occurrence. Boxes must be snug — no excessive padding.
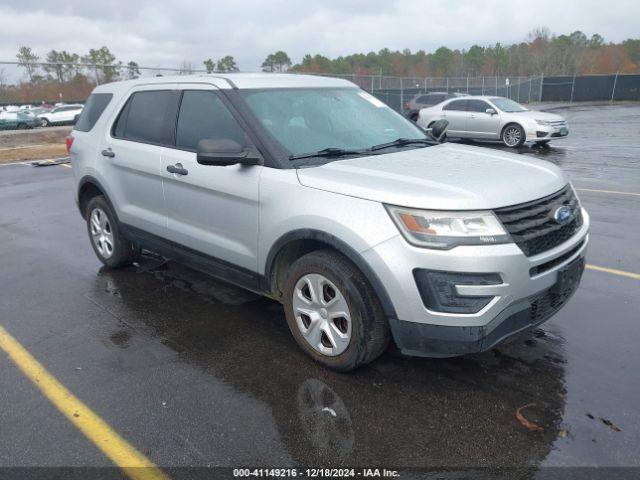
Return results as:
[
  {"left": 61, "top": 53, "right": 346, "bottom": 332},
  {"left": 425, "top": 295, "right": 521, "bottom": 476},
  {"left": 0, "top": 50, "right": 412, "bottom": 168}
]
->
[
  {"left": 0, "top": 68, "right": 8, "bottom": 101},
  {"left": 16, "top": 46, "right": 40, "bottom": 82}
]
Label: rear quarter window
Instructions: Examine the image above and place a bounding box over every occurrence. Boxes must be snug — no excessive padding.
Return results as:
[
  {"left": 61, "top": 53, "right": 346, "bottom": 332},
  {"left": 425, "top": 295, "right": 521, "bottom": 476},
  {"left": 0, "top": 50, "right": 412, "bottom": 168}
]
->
[
  {"left": 112, "top": 90, "right": 179, "bottom": 146},
  {"left": 74, "top": 94, "right": 112, "bottom": 132}
]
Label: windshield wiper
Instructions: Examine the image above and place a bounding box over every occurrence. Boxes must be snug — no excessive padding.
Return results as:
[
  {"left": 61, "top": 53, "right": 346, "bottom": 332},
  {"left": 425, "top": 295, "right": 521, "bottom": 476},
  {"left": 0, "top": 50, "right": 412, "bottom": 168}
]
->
[
  {"left": 370, "top": 137, "right": 434, "bottom": 151},
  {"left": 289, "top": 147, "right": 367, "bottom": 161}
]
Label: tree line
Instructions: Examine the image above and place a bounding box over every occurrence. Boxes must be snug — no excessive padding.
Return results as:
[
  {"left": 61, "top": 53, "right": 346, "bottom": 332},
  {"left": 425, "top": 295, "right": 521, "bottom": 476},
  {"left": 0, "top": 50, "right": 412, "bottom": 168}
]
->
[
  {"left": 3, "top": 29, "right": 640, "bottom": 103},
  {"left": 290, "top": 29, "right": 640, "bottom": 77}
]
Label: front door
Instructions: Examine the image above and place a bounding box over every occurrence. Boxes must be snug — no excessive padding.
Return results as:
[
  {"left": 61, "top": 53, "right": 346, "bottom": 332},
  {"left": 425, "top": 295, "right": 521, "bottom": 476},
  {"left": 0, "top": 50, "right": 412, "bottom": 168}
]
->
[
  {"left": 465, "top": 99, "right": 501, "bottom": 139},
  {"left": 161, "top": 87, "right": 262, "bottom": 273}
]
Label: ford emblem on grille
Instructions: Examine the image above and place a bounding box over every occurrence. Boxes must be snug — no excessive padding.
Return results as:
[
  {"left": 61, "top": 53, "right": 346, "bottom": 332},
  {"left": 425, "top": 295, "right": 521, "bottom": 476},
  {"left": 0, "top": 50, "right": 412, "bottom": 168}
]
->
[{"left": 554, "top": 205, "right": 573, "bottom": 224}]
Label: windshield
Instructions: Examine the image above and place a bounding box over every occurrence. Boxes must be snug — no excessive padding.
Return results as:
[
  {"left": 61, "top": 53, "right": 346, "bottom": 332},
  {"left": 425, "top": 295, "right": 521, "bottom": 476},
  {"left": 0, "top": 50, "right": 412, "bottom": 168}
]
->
[
  {"left": 490, "top": 97, "right": 527, "bottom": 113},
  {"left": 240, "top": 88, "right": 427, "bottom": 159}
]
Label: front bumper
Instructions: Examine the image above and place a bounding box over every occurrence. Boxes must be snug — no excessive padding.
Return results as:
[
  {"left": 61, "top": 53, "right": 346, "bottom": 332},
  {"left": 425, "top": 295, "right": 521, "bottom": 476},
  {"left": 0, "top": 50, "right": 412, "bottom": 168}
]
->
[
  {"left": 361, "top": 209, "right": 589, "bottom": 357},
  {"left": 525, "top": 123, "right": 569, "bottom": 142}
]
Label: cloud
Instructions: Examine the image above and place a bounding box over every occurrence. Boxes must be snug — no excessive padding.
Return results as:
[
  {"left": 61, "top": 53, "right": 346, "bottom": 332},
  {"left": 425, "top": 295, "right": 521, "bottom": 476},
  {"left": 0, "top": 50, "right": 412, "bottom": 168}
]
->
[{"left": 1, "top": 0, "right": 638, "bottom": 80}]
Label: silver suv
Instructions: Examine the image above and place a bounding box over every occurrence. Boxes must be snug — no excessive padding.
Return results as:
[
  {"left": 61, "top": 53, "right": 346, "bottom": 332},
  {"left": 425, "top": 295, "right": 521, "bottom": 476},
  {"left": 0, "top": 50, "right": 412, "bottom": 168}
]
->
[{"left": 69, "top": 74, "right": 589, "bottom": 371}]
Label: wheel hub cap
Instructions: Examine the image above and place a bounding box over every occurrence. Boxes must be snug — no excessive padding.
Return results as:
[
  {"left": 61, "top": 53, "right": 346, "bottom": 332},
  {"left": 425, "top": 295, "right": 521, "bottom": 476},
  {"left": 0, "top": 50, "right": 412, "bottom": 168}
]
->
[{"left": 292, "top": 273, "right": 352, "bottom": 356}]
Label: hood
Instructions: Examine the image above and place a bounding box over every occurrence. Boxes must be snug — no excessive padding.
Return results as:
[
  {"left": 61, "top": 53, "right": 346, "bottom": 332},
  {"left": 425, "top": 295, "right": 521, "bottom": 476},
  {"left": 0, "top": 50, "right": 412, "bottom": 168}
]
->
[
  {"left": 296, "top": 143, "right": 567, "bottom": 210},
  {"left": 511, "top": 110, "right": 565, "bottom": 122}
]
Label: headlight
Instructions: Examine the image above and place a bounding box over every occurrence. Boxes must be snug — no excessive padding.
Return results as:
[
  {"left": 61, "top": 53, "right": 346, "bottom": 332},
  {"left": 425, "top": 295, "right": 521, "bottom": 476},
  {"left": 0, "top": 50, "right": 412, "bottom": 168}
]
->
[
  {"left": 535, "top": 119, "right": 552, "bottom": 126},
  {"left": 385, "top": 205, "right": 510, "bottom": 249}
]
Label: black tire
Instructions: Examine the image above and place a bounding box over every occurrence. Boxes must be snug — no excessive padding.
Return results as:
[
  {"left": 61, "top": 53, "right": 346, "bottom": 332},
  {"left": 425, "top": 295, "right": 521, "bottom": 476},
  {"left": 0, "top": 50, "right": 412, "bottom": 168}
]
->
[
  {"left": 283, "top": 250, "right": 390, "bottom": 372},
  {"left": 40, "top": 118, "right": 50, "bottom": 127},
  {"left": 17, "top": 123, "right": 27, "bottom": 130},
  {"left": 501, "top": 123, "right": 525, "bottom": 147},
  {"left": 85, "top": 196, "right": 139, "bottom": 268}
]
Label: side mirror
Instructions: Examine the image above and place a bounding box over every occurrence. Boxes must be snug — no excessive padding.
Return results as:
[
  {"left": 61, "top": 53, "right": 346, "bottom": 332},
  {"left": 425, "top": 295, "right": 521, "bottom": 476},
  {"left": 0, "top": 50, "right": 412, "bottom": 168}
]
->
[
  {"left": 196, "top": 139, "right": 262, "bottom": 166},
  {"left": 486, "top": 108, "right": 497, "bottom": 115},
  {"left": 428, "top": 119, "right": 449, "bottom": 142}
]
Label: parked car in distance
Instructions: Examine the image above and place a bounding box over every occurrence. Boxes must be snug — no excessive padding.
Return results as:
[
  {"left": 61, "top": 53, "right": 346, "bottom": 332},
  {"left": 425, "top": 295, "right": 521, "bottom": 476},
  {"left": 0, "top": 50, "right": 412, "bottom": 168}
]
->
[
  {"left": 0, "top": 110, "right": 40, "bottom": 130},
  {"left": 70, "top": 74, "right": 588, "bottom": 371},
  {"left": 417, "top": 96, "right": 569, "bottom": 147},
  {"left": 37, "top": 104, "right": 84, "bottom": 127},
  {"left": 404, "top": 92, "right": 467, "bottom": 121},
  {"left": 20, "top": 107, "right": 47, "bottom": 117}
]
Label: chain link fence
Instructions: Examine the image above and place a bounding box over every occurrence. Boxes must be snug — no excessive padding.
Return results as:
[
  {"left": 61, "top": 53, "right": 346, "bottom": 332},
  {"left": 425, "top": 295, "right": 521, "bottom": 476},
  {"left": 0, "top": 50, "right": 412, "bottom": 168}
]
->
[
  {"left": 319, "top": 74, "right": 544, "bottom": 112},
  {"left": 1, "top": 61, "right": 639, "bottom": 110}
]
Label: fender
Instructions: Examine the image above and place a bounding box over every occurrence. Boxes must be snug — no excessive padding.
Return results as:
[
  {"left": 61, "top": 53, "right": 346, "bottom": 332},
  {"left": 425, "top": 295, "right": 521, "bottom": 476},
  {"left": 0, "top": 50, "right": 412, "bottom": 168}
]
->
[
  {"left": 263, "top": 229, "right": 397, "bottom": 319},
  {"left": 77, "top": 175, "right": 116, "bottom": 217}
]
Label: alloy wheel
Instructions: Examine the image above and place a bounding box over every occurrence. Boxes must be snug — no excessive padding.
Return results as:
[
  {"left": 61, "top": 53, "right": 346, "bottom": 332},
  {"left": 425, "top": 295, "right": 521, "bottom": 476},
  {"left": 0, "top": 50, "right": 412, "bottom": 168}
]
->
[
  {"left": 89, "top": 208, "right": 114, "bottom": 258},
  {"left": 504, "top": 126, "right": 522, "bottom": 147}
]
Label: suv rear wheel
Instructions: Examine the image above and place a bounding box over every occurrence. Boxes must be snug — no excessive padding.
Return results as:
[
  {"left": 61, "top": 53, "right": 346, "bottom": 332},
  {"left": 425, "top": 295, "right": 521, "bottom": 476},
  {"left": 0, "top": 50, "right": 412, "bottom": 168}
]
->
[
  {"left": 86, "top": 196, "right": 139, "bottom": 268},
  {"left": 283, "top": 250, "right": 390, "bottom": 371}
]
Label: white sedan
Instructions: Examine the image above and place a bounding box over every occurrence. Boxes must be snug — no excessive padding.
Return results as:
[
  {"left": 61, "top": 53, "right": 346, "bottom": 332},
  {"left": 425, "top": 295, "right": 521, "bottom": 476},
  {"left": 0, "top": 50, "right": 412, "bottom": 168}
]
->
[
  {"left": 417, "top": 96, "right": 569, "bottom": 147},
  {"left": 37, "top": 104, "right": 84, "bottom": 127}
]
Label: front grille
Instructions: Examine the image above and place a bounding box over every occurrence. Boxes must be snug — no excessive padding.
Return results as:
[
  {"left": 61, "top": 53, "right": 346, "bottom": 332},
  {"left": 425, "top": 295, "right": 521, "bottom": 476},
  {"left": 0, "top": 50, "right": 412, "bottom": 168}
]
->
[
  {"left": 494, "top": 185, "right": 583, "bottom": 257},
  {"left": 550, "top": 120, "right": 567, "bottom": 127}
]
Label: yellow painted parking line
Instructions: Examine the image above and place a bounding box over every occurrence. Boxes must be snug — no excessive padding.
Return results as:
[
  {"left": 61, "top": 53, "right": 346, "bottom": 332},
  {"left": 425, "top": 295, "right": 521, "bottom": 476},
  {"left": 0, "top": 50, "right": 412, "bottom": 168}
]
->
[
  {"left": 576, "top": 188, "right": 640, "bottom": 197},
  {"left": 0, "top": 325, "right": 169, "bottom": 480},
  {"left": 59, "top": 163, "right": 72, "bottom": 168},
  {"left": 586, "top": 264, "right": 640, "bottom": 280}
]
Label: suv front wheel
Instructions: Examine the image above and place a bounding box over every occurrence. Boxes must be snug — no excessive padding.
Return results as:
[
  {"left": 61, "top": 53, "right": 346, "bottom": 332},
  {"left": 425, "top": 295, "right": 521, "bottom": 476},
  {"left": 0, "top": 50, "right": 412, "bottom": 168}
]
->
[{"left": 283, "top": 250, "right": 390, "bottom": 371}]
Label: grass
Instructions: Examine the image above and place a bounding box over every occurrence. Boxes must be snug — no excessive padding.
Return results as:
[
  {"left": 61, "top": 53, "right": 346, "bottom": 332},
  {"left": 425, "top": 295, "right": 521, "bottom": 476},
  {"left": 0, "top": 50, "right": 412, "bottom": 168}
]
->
[{"left": 0, "top": 126, "right": 71, "bottom": 164}]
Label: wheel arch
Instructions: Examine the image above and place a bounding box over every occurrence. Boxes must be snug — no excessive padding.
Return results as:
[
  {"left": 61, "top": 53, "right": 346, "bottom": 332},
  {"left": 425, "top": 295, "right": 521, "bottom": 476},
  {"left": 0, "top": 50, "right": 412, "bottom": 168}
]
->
[
  {"left": 77, "top": 176, "right": 115, "bottom": 218},
  {"left": 263, "top": 229, "right": 397, "bottom": 319}
]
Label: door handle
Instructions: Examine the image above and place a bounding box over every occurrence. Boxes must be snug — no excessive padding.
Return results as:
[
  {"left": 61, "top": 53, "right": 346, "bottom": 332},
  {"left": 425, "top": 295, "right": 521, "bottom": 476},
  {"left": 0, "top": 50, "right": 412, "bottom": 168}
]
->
[
  {"left": 166, "top": 163, "right": 188, "bottom": 176},
  {"left": 101, "top": 148, "right": 115, "bottom": 158}
]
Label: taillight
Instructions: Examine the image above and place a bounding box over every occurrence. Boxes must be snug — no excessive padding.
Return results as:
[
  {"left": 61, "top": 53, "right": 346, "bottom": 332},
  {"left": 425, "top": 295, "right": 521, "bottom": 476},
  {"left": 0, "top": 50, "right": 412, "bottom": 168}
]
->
[
  {"left": 65, "top": 136, "right": 74, "bottom": 153},
  {"left": 403, "top": 101, "right": 410, "bottom": 110}
]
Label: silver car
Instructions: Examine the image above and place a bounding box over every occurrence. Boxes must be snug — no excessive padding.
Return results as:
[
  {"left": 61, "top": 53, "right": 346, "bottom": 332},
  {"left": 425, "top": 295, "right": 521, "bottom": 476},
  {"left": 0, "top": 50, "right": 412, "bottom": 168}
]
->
[
  {"left": 417, "top": 96, "right": 569, "bottom": 147},
  {"left": 69, "top": 74, "right": 588, "bottom": 371}
]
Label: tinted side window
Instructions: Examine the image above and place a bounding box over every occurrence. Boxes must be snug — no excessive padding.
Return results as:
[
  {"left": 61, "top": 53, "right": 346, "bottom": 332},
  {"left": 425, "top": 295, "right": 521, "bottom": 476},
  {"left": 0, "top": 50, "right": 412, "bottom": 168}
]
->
[
  {"left": 75, "top": 94, "right": 112, "bottom": 132},
  {"left": 175, "top": 91, "right": 247, "bottom": 151},
  {"left": 467, "top": 100, "right": 490, "bottom": 113},
  {"left": 116, "top": 90, "right": 175, "bottom": 145},
  {"left": 443, "top": 99, "right": 468, "bottom": 111}
]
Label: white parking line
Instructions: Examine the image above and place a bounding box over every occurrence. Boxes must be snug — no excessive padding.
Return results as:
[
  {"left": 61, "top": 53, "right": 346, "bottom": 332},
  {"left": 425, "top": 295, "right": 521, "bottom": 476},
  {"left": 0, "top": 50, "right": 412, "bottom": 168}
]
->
[
  {"left": 0, "top": 160, "right": 32, "bottom": 167},
  {"left": 576, "top": 188, "right": 640, "bottom": 197}
]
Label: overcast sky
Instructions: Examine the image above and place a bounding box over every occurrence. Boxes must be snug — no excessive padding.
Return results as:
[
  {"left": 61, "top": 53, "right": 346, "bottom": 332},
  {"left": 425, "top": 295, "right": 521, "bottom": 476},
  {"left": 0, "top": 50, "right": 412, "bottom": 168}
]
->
[{"left": 1, "top": 0, "right": 639, "bottom": 79}]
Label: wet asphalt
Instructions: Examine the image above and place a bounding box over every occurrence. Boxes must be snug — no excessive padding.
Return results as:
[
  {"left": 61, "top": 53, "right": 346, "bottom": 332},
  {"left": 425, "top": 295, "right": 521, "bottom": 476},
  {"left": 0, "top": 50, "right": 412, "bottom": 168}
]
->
[{"left": 0, "top": 105, "right": 638, "bottom": 476}]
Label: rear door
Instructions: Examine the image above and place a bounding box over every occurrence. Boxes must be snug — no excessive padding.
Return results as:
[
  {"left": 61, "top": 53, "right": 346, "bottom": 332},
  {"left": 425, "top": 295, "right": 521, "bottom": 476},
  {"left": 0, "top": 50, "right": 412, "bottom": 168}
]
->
[
  {"left": 465, "top": 99, "right": 500, "bottom": 139},
  {"left": 441, "top": 99, "right": 469, "bottom": 136},
  {"left": 161, "top": 86, "right": 262, "bottom": 272},
  {"left": 99, "top": 86, "right": 179, "bottom": 238}
]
